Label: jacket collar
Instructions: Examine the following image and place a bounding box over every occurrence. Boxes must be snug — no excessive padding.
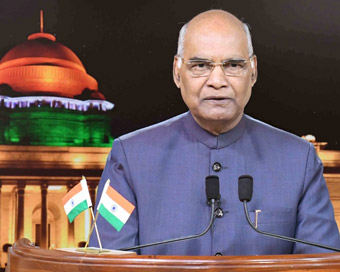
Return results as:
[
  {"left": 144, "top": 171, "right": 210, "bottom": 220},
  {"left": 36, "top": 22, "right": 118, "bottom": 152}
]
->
[{"left": 184, "top": 111, "right": 246, "bottom": 149}]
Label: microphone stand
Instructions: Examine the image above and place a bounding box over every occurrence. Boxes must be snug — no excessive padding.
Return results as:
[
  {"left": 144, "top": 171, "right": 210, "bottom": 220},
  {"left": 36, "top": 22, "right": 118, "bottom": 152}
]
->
[
  {"left": 243, "top": 200, "right": 340, "bottom": 252},
  {"left": 119, "top": 200, "right": 217, "bottom": 251}
]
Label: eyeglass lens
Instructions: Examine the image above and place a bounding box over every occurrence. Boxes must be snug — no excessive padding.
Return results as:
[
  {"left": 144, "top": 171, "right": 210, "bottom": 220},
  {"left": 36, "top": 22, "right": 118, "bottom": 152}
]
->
[{"left": 185, "top": 59, "right": 250, "bottom": 77}]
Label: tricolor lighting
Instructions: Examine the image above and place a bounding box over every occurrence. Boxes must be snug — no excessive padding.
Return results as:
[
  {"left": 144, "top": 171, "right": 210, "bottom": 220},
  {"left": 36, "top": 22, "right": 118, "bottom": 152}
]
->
[{"left": 0, "top": 95, "right": 114, "bottom": 112}]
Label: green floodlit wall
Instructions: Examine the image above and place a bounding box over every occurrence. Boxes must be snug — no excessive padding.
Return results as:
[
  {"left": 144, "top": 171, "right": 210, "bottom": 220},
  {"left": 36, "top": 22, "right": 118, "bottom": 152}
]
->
[{"left": 0, "top": 107, "right": 114, "bottom": 147}]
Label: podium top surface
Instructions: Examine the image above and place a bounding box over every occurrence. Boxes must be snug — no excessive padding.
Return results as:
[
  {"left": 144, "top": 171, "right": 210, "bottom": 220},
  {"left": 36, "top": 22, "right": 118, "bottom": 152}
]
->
[{"left": 7, "top": 238, "right": 340, "bottom": 272}]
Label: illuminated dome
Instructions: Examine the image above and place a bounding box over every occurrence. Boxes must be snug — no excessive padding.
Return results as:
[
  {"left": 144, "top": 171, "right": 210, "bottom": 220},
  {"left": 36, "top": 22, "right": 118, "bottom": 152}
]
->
[
  {"left": 0, "top": 11, "right": 114, "bottom": 147},
  {"left": 0, "top": 32, "right": 103, "bottom": 99},
  {"left": 1, "top": 33, "right": 84, "bottom": 68}
]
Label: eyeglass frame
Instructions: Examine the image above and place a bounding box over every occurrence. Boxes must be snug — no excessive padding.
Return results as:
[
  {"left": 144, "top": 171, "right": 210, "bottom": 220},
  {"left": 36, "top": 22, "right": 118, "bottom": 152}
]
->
[{"left": 176, "top": 55, "right": 256, "bottom": 77}]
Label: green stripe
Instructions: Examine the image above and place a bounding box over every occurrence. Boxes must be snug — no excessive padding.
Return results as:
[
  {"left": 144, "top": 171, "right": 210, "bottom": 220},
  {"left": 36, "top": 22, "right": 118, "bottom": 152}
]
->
[
  {"left": 99, "top": 204, "right": 124, "bottom": 231},
  {"left": 67, "top": 200, "right": 88, "bottom": 223}
]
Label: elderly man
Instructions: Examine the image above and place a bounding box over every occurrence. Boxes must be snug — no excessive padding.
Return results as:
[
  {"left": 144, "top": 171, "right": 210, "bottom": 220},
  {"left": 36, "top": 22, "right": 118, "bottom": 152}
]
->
[{"left": 90, "top": 10, "right": 340, "bottom": 255}]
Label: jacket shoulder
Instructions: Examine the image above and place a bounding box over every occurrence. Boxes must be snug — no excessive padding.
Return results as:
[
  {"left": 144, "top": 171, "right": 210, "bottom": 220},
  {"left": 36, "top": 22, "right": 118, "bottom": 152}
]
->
[
  {"left": 245, "top": 115, "right": 311, "bottom": 150},
  {"left": 118, "top": 112, "right": 187, "bottom": 146}
]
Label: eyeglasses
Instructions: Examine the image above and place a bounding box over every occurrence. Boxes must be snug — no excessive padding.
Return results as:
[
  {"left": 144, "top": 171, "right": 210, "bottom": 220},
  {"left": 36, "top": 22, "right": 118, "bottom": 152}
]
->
[{"left": 179, "top": 55, "right": 255, "bottom": 77}]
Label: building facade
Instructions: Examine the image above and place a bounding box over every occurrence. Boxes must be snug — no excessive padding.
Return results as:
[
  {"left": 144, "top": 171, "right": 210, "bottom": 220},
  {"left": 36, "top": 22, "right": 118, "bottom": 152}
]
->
[{"left": 0, "top": 12, "right": 114, "bottom": 267}]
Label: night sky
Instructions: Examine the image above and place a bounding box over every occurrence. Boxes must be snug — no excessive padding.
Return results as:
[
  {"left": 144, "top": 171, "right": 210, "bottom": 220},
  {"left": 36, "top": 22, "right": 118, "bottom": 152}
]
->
[{"left": 1, "top": 0, "right": 340, "bottom": 149}]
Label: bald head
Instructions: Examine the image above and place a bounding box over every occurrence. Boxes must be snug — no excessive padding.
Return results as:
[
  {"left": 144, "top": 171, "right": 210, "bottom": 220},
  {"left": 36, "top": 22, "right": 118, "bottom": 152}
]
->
[{"left": 177, "top": 10, "right": 253, "bottom": 57}]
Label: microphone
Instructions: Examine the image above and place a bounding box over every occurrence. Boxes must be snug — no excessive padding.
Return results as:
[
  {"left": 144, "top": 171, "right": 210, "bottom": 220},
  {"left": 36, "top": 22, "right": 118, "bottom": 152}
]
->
[
  {"left": 206, "top": 175, "right": 223, "bottom": 217},
  {"left": 238, "top": 175, "right": 340, "bottom": 252},
  {"left": 206, "top": 175, "right": 220, "bottom": 204},
  {"left": 119, "top": 175, "right": 221, "bottom": 251}
]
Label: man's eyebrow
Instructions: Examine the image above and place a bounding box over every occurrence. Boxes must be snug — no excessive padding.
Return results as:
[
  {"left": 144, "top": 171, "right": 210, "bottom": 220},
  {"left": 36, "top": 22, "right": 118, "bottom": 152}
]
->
[
  {"left": 223, "top": 58, "right": 247, "bottom": 62},
  {"left": 188, "top": 57, "right": 211, "bottom": 62},
  {"left": 187, "top": 57, "right": 247, "bottom": 62}
]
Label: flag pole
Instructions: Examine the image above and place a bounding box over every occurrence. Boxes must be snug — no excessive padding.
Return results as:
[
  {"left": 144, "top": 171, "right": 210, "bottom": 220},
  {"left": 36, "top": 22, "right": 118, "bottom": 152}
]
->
[
  {"left": 84, "top": 209, "right": 101, "bottom": 250},
  {"left": 91, "top": 208, "right": 103, "bottom": 251},
  {"left": 84, "top": 211, "right": 96, "bottom": 249}
]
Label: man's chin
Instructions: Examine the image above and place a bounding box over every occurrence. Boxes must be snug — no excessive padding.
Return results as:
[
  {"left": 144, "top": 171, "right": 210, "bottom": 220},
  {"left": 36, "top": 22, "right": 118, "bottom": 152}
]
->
[
  {"left": 201, "top": 113, "right": 236, "bottom": 122},
  {"left": 197, "top": 110, "right": 244, "bottom": 124}
]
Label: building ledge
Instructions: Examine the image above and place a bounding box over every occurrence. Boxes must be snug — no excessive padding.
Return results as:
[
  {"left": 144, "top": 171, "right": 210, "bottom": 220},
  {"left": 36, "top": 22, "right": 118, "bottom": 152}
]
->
[{"left": 0, "top": 145, "right": 110, "bottom": 170}]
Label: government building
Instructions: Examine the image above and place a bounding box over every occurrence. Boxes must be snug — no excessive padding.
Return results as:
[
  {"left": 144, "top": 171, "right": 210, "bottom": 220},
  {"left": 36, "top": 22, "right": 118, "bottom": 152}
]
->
[{"left": 0, "top": 12, "right": 113, "bottom": 267}]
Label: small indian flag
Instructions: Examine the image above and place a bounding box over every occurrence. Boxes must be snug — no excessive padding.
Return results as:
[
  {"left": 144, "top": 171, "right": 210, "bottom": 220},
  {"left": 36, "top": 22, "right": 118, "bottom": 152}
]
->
[
  {"left": 97, "top": 180, "right": 135, "bottom": 232},
  {"left": 62, "top": 177, "right": 92, "bottom": 223}
]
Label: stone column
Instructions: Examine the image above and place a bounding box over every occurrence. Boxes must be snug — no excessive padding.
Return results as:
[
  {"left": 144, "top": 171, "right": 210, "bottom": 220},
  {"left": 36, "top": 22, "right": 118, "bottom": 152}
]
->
[
  {"left": 67, "top": 182, "right": 75, "bottom": 247},
  {"left": 16, "top": 182, "right": 26, "bottom": 241},
  {"left": 40, "top": 183, "right": 48, "bottom": 249}
]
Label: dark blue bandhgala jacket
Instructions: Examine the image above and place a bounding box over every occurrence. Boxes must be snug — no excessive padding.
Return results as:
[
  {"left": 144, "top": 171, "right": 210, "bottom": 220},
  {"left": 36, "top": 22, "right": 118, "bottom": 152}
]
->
[{"left": 90, "top": 112, "right": 340, "bottom": 255}]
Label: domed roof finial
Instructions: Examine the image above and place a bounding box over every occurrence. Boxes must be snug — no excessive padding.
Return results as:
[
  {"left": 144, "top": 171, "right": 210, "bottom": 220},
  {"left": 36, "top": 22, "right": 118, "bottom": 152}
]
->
[
  {"left": 27, "top": 10, "right": 56, "bottom": 41},
  {"left": 40, "top": 10, "right": 44, "bottom": 33}
]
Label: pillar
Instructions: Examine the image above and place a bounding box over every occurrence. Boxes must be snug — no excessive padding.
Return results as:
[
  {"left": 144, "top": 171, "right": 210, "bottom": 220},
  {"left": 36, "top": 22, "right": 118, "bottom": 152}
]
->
[
  {"left": 40, "top": 183, "right": 48, "bottom": 249},
  {"left": 16, "top": 182, "right": 26, "bottom": 241},
  {"left": 67, "top": 182, "right": 75, "bottom": 247}
]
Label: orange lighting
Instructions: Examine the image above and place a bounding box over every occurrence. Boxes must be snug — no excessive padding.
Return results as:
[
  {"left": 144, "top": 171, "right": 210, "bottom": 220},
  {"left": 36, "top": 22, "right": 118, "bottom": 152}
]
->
[
  {"left": 40, "top": 10, "right": 44, "bottom": 33},
  {"left": 0, "top": 16, "right": 106, "bottom": 100}
]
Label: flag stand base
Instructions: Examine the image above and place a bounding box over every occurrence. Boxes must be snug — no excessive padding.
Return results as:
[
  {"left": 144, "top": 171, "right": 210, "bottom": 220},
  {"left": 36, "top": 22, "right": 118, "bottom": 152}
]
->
[
  {"left": 76, "top": 247, "right": 111, "bottom": 253},
  {"left": 56, "top": 247, "right": 136, "bottom": 255}
]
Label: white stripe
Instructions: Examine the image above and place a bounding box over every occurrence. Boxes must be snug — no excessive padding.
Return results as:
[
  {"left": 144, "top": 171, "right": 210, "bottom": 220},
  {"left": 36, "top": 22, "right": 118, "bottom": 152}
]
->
[
  {"left": 64, "top": 191, "right": 87, "bottom": 215},
  {"left": 84, "top": 209, "right": 90, "bottom": 239},
  {"left": 101, "top": 193, "right": 131, "bottom": 223},
  {"left": 80, "top": 179, "right": 92, "bottom": 207}
]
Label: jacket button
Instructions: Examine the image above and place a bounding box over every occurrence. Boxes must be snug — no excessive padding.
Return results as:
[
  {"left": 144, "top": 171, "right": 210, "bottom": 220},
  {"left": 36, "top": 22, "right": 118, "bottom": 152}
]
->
[
  {"left": 215, "top": 252, "right": 223, "bottom": 256},
  {"left": 212, "top": 162, "right": 221, "bottom": 172}
]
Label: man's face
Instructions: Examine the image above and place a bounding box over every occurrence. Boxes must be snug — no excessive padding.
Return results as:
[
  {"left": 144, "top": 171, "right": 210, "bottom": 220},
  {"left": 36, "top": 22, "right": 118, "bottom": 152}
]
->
[{"left": 173, "top": 19, "right": 257, "bottom": 134}]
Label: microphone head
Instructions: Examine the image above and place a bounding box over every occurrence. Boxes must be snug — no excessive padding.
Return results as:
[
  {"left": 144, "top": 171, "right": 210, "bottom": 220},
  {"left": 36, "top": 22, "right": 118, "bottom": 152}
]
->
[
  {"left": 238, "top": 175, "right": 253, "bottom": 202},
  {"left": 205, "top": 175, "right": 220, "bottom": 201}
]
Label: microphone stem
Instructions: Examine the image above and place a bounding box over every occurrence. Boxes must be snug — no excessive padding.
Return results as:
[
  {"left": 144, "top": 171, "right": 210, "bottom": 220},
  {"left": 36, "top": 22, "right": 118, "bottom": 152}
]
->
[
  {"left": 243, "top": 200, "right": 340, "bottom": 252},
  {"left": 119, "top": 201, "right": 217, "bottom": 251}
]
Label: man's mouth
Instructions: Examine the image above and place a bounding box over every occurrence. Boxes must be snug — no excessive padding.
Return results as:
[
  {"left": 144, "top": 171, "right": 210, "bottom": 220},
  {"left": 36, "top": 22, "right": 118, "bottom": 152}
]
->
[{"left": 204, "top": 96, "right": 229, "bottom": 101}]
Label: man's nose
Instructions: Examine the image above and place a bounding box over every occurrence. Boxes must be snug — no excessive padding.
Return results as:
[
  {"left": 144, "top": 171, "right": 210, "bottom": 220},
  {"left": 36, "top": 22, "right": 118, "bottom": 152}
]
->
[{"left": 206, "top": 65, "right": 229, "bottom": 89}]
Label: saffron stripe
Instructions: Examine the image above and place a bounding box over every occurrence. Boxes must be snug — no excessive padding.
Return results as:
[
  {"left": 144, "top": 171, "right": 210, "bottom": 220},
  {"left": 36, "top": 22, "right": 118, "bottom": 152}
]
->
[
  {"left": 106, "top": 186, "right": 135, "bottom": 214},
  {"left": 67, "top": 200, "right": 88, "bottom": 223},
  {"left": 99, "top": 204, "right": 124, "bottom": 231},
  {"left": 62, "top": 183, "right": 83, "bottom": 205}
]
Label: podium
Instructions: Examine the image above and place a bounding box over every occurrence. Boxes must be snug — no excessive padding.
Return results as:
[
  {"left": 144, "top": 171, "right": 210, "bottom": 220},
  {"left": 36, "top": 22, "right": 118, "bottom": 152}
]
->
[{"left": 7, "top": 238, "right": 340, "bottom": 271}]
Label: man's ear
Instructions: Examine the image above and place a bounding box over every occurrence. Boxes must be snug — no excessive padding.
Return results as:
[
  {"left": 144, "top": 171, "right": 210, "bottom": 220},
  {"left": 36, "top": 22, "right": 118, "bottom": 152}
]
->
[
  {"left": 250, "top": 55, "right": 258, "bottom": 86},
  {"left": 173, "top": 56, "right": 181, "bottom": 88}
]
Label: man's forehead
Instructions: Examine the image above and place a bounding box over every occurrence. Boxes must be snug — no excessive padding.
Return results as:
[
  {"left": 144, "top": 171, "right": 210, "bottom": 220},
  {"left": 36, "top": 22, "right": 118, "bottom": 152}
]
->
[
  {"left": 182, "top": 12, "right": 248, "bottom": 58},
  {"left": 188, "top": 10, "right": 242, "bottom": 25},
  {"left": 186, "top": 10, "right": 245, "bottom": 35},
  {"left": 183, "top": 26, "right": 248, "bottom": 59}
]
